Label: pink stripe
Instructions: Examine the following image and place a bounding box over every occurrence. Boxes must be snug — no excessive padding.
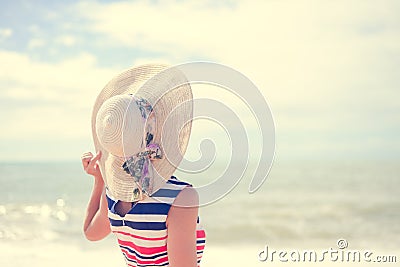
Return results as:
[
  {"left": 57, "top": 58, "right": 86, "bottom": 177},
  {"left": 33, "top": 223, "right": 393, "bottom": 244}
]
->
[
  {"left": 118, "top": 239, "right": 167, "bottom": 255},
  {"left": 196, "top": 229, "right": 206, "bottom": 238},
  {"left": 197, "top": 245, "right": 205, "bottom": 251},
  {"left": 113, "top": 230, "right": 167, "bottom": 241}
]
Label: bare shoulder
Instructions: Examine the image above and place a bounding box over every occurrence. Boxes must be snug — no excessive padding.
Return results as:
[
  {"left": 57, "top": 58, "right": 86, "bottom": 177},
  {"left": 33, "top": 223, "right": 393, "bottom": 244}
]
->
[
  {"left": 166, "top": 186, "right": 199, "bottom": 227},
  {"left": 173, "top": 186, "right": 199, "bottom": 208}
]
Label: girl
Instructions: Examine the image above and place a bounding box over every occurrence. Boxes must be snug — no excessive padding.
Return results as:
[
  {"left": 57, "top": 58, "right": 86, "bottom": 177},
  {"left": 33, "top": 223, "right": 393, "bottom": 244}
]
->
[{"left": 81, "top": 65, "right": 205, "bottom": 267}]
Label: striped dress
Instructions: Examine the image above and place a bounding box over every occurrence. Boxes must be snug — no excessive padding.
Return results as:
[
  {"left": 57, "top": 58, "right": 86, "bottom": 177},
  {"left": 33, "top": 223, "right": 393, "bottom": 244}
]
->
[{"left": 106, "top": 177, "right": 206, "bottom": 267}]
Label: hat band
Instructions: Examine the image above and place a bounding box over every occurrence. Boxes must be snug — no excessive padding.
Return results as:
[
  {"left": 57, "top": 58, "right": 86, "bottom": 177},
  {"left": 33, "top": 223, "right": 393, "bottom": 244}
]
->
[{"left": 121, "top": 96, "right": 162, "bottom": 200}]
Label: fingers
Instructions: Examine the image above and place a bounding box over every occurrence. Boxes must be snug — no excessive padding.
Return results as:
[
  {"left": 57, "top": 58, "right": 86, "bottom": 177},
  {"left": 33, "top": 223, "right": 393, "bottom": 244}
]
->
[
  {"left": 81, "top": 151, "right": 103, "bottom": 176},
  {"left": 81, "top": 152, "right": 93, "bottom": 161},
  {"left": 81, "top": 152, "right": 93, "bottom": 168},
  {"left": 86, "top": 151, "right": 102, "bottom": 172}
]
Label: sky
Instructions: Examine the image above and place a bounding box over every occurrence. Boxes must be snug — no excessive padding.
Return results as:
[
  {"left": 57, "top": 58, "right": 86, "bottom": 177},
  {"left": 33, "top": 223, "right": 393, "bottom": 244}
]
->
[{"left": 0, "top": 0, "right": 399, "bottom": 162}]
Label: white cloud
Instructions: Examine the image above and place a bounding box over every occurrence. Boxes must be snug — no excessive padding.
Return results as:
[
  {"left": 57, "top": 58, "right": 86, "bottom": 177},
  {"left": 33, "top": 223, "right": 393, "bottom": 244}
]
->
[
  {"left": 55, "top": 35, "right": 77, "bottom": 46},
  {"left": 0, "top": 50, "right": 119, "bottom": 141},
  {"left": 27, "top": 38, "right": 46, "bottom": 49},
  {"left": 28, "top": 24, "right": 41, "bottom": 34},
  {"left": 0, "top": 28, "right": 12, "bottom": 39}
]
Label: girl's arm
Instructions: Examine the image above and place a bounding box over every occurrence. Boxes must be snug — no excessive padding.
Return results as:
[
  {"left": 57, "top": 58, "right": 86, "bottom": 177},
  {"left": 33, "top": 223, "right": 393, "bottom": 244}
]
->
[
  {"left": 166, "top": 187, "right": 199, "bottom": 267},
  {"left": 81, "top": 151, "right": 111, "bottom": 241}
]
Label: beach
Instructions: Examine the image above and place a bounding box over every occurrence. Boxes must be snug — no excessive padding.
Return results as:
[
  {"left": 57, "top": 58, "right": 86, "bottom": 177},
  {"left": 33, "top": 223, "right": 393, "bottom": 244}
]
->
[{"left": 0, "top": 160, "right": 399, "bottom": 266}]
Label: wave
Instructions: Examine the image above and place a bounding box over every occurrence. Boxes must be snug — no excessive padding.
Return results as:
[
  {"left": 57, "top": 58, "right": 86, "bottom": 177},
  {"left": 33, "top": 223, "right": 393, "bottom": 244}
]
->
[{"left": 0, "top": 200, "right": 83, "bottom": 242}]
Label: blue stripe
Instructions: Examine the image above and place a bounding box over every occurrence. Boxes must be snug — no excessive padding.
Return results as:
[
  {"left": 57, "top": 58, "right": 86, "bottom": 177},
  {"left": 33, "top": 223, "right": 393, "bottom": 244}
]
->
[
  {"left": 197, "top": 239, "right": 206, "bottom": 244},
  {"left": 151, "top": 189, "right": 182, "bottom": 198},
  {"left": 123, "top": 254, "right": 169, "bottom": 267},
  {"left": 167, "top": 179, "right": 191, "bottom": 186},
  {"left": 109, "top": 218, "right": 123, "bottom": 226},
  {"left": 130, "top": 202, "right": 171, "bottom": 215},
  {"left": 110, "top": 218, "right": 166, "bottom": 230},
  {"left": 120, "top": 245, "right": 168, "bottom": 260},
  {"left": 106, "top": 194, "right": 115, "bottom": 210},
  {"left": 125, "top": 220, "right": 167, "bottom": 230}
]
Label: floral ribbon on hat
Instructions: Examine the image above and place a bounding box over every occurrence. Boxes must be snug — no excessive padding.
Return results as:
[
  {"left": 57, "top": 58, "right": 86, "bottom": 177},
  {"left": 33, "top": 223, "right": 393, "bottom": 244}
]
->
[{"left": 122, "top": 97, "right": 162, "bottom": 201}]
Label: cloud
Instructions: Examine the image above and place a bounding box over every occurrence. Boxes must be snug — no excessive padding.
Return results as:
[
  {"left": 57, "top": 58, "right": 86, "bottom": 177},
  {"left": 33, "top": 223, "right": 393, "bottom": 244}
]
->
[
  {"left": 0, "top": 28, "right": 12, "bottom": 40},
  {"left": 28, "top": 38, "right": 46, "bottom": 49},
  {"left": 74, "top": 0, "right": 400, "bottom": 102},
  {"left": 0, "top": 50, "right": 119, "bottom": 139},
  {"left": 55, "top": 35, "right": 77, "bottom": 46}
]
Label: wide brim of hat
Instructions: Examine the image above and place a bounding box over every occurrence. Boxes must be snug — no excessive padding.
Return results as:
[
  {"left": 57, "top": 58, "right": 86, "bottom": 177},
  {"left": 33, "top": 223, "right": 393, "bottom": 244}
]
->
[{"left": 91, "top": 64, "right": 193, "bottom": 201}]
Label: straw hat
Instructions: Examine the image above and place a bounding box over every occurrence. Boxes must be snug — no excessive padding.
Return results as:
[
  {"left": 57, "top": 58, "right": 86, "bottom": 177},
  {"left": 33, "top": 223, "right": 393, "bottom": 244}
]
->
[{"left": 91, "top": 64, "right": 193, "bottom": 202}]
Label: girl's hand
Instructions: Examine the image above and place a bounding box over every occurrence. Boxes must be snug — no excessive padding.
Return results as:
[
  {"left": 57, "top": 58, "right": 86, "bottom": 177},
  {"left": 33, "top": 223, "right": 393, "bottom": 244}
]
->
[
  {"left": 82, "top": 151, "right": 110, "bottom": 241},
  {"left": 81, "top": 151, "right": 102, "bottom": 178}
]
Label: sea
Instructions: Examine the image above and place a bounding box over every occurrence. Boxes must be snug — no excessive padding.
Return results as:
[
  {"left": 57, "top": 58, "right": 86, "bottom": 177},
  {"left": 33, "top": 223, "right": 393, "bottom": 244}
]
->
[{"left": 0, "top": 159, "right": 399, "bottom": 266}]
